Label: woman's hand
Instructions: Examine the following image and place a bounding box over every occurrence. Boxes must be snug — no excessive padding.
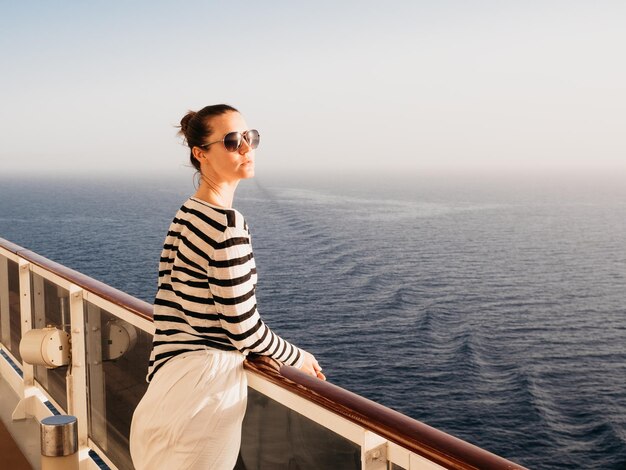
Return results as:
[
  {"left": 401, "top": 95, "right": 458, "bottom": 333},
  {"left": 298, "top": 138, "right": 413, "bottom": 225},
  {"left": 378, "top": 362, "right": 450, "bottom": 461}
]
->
[{"left": 300, "top": 351, "right": 326, "bottom": 381}]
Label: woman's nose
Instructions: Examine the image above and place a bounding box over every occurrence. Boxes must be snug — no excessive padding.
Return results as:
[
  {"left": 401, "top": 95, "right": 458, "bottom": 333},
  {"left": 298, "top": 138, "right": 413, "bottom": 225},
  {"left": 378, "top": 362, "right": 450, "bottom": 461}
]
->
[{"left": 239, "top": 138, "right": 252, "bottom": 155}]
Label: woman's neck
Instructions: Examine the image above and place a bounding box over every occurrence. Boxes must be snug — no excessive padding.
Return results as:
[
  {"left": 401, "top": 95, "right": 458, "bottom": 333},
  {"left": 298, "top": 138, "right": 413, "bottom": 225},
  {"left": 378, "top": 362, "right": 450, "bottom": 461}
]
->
[{"left": 193, "top": 174, "right": 239, "bottom": 208}]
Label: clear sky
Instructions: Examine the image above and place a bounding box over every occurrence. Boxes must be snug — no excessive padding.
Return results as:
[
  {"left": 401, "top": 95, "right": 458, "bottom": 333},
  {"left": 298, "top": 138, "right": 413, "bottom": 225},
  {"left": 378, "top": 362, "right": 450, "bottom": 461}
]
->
[{"left": 1, "top": 1, "right": 625, "bottom": 178}]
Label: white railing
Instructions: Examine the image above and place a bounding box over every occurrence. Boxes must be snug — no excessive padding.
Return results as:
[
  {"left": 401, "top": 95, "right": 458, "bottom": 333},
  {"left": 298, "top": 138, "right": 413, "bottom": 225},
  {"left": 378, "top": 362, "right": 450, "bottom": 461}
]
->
[{"left": 0, "top": 238, "right": 526, "bottom": 470}]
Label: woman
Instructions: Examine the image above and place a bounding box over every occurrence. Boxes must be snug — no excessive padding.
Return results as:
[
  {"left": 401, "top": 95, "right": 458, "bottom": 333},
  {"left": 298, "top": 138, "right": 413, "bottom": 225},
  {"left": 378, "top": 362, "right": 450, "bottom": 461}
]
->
[{"left": 130, "top": 104, "right": 324, "bottom": 469}]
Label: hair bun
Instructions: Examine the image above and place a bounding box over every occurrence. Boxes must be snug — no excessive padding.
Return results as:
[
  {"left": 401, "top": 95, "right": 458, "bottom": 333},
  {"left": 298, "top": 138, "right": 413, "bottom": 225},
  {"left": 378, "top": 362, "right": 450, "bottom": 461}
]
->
[{"left": 179, "top": 111, "right": 197, "bottom": 138}]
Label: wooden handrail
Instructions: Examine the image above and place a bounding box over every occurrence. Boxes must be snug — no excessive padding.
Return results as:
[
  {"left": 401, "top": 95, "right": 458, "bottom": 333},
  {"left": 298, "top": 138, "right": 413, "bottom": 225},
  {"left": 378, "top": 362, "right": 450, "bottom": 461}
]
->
[{"left": 0, "top": 237, "right": 526, "bottom": 470}]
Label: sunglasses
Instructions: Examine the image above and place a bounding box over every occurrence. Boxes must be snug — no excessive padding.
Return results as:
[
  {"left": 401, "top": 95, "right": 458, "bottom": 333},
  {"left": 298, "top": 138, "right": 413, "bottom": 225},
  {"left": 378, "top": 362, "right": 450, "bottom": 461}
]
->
[{"left": 200, "top": 129, "right": 260, "bottom": 152}]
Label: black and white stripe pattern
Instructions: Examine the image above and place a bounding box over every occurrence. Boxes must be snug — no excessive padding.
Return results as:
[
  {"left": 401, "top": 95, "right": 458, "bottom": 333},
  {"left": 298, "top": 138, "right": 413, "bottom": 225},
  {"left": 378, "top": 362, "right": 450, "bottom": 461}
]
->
[{"left": 147, "top": 197, "right": 303, "bottom": 382}]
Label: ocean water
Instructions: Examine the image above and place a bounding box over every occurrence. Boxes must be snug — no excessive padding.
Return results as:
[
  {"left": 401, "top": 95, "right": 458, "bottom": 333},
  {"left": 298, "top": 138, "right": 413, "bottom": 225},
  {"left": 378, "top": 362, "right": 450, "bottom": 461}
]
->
[{"left": 1, "top": 173, "right": 625, "bottom": 469}]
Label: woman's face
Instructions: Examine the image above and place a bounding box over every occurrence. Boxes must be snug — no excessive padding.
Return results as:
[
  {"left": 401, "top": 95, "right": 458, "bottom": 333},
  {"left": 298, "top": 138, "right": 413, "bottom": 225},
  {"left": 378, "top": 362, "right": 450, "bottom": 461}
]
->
[{"left": 197, "top": 111, "right": 255, "bottom": 183}]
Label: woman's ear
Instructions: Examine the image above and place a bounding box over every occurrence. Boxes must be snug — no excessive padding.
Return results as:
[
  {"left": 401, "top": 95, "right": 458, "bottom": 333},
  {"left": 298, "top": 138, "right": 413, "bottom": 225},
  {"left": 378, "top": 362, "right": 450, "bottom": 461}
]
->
[{"left": 192, "top": 146, "right": 205, "bottom": 163}]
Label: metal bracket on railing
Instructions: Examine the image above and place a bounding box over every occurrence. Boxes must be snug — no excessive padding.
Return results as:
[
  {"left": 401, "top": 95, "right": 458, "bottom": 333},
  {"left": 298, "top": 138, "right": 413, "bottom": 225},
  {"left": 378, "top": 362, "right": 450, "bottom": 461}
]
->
[{"left": 364, "top": 443, "right": 388, "bottom": 470}]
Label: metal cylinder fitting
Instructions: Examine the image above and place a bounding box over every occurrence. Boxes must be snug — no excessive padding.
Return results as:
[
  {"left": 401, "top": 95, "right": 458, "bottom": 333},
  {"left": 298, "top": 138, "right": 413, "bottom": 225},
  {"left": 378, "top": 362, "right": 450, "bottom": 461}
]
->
[
  {"left": 40, "top": 415, "right": 78, "bottom": 457},
  {"left": 20, "top": 327, "right": 70, "bottom": 368}
]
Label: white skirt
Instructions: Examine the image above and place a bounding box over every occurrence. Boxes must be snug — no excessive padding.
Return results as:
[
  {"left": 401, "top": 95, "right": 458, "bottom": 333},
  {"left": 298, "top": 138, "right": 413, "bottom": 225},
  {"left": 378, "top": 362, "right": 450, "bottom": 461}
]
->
[{"left": 130, "top": 350, "right": 247, "bottom": 470}]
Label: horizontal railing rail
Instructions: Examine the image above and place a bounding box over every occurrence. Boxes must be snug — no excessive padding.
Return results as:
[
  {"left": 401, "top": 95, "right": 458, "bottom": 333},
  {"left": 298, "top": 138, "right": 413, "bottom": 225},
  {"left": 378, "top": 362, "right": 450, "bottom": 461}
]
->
[{"left": 0, "top": 237, "right": 526, "bottom": 470}]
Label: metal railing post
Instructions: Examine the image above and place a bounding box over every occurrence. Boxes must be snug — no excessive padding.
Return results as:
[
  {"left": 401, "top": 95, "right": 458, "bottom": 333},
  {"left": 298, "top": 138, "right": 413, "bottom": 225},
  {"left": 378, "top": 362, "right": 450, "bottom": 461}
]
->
[
  {"left": 0, "top": 255, "right": 10, "bottom": 346},
  {"left": 68, "top": 286, "right": 89, "bottom": 449},
  {"left": 18, "top": 260, "right": 33, "bottom": 386},
  {"left": 31, "top": 273, "right": 48, "bottom": 389}
]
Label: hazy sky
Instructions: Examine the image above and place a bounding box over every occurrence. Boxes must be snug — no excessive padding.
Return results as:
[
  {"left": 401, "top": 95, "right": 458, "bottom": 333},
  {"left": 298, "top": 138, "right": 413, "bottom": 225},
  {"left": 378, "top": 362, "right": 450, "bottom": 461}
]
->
[{"left": 1, "top": 1, "right": 624, "bottom": 177}]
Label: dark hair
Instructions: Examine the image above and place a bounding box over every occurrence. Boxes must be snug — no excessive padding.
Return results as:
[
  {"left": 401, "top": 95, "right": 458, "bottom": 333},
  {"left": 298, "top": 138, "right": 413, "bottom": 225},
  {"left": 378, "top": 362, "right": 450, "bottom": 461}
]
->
[{"left": 178, "top": 104, "right": 239, "bottom": 171}]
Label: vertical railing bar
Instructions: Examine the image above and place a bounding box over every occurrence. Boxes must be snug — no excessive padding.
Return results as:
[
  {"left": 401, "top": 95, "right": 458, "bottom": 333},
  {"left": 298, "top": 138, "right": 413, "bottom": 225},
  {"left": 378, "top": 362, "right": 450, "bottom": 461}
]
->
[
  {"left": 60, "top": 291, "right": 69, "bottom": 332},
  {"left": 18, "top": 259, "right": 33, "bottom": 384},
  {"left": 31, "top": 273, "right": 49, "bottom": 391},
  {"left": 32, "top": 274, "right": 46, "bottom": 329},
  {"left": 10, "top": 258, "right": 36, "bottom": 421},
  {"left": 0, "top": 255, "right": 11, "bottom": 346},
  {"left": 68, "top": 285, "right": 89, "bottom": 449},
  {"left": 362, "top": 430, "right": 388, "bottom": 470}
]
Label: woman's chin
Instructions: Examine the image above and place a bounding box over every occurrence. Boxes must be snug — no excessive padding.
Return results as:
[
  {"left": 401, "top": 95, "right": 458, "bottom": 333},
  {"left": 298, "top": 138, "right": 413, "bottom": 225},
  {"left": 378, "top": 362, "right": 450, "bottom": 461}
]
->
[{"left": 240, "top": 165, "right": 255, "bottom": 178}]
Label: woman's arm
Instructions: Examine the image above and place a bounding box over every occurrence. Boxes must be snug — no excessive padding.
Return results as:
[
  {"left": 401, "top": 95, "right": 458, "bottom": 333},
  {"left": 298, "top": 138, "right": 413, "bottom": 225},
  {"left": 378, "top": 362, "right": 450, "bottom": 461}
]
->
[{"left": 208, "top": 225, "right": 305, "bottom": 368}]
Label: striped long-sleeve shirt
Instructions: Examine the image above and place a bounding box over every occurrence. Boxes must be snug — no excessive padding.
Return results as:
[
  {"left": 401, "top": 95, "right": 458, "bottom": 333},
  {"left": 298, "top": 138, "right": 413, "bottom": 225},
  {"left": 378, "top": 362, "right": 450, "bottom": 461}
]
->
[{"left": 147, "top": 197, "right": 303, "bottom": 382}]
